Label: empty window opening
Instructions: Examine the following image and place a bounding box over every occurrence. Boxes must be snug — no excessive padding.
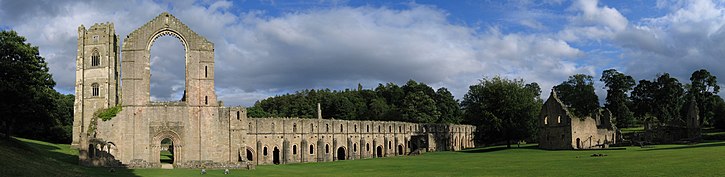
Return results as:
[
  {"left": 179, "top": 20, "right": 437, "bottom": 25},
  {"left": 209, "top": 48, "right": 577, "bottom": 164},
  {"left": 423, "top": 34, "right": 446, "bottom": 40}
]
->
[
  {"left": 557, "top": 116, "right": 561, "bottom": 124},
  {"left": 91, "top": 49, "right": 100, "bottom": 66},
  {"left": 309, "top": 145, "right": 314, "bottom": 154},
  {"left": 293, "top": 145, "right": 297, "bottom": 155},
  {"left": 325, "top": 144, "right": 330, "bottom": 154},
  {"left": 263, "top": 146, "right": 268, "bottom": 156},
  {"left": 149, "top": 35, "right": 185, "bottom": 101}
]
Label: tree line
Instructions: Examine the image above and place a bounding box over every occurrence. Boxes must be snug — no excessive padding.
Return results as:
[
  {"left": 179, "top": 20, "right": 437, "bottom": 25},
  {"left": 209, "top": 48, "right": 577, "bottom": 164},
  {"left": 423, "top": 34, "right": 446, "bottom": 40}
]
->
[{"left": 248, "top": 80, "right": 463, "bottom": 124}]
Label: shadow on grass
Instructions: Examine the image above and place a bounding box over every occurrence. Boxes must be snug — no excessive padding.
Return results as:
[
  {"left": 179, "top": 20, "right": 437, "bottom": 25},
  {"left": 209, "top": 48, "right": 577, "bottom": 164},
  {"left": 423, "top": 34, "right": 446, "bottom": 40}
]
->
[
  {"left": 20, "top": 138, "right": 78, "bottom": 164},
  {"left": 460, "top": 144, "right": 540, "bottom": 153},
  {"left": 644, "top": 141, "right": 725, "bottom": 151},
  {"left": 14, "top": 137, "right": 142, "bottom": 177}
]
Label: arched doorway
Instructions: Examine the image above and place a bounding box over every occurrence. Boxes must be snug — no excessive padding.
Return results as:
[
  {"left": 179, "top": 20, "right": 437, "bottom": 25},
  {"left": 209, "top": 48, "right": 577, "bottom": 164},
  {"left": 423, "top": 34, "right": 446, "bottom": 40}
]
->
[
  {"left": 337, "top": 147, "right": 346, "bottom": 160},
  {"left": 376, "top": 146, "right": 383, "bottom": 157},
  {"left": 160, "top": 138, "right": 174, "bottom": 164},
  {"left": 397, "top": 145, "right": 403, "bottom": 155},
  {"left": 576, "top": 138, "right": 581, "bottom": 149},
  {"left": 246, "top": 149, "right": 254, "bottom": 161},
  {"left": 273, "top": 147, "right": 280, "bottom": 165}
]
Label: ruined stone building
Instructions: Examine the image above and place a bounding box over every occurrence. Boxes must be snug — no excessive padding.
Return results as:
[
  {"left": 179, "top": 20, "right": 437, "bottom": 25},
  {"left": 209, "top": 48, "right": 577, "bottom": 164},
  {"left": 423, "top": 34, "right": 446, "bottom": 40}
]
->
[
  {"left": 71, "top": 12, "right": 475, "bottom": 169},
  {"left": 643, "top": 98, "right": 701, "bottom": 143},
  {"left": 538, "top": 90, "right": 617, "bottom": 149}
]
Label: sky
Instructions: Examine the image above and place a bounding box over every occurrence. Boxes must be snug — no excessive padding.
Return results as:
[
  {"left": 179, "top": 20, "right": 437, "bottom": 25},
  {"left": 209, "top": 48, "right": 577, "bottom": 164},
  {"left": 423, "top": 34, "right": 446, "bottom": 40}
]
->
[{"left": 2, "top": 0, "right": 725, "bottom": 106}]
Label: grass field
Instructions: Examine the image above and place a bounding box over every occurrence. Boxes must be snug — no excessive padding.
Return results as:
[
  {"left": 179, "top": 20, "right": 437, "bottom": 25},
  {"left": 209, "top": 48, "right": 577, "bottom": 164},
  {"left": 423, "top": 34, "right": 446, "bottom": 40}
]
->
[{"left": 1, "top": 137, "right": 725, "bottom": 177}]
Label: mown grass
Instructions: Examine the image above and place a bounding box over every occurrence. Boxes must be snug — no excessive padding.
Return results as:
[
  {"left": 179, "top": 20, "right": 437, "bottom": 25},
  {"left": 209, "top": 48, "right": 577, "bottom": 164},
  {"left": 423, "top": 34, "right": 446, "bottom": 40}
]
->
[{"left": 2, "top": 137, "right": 725, "bottom": 177}]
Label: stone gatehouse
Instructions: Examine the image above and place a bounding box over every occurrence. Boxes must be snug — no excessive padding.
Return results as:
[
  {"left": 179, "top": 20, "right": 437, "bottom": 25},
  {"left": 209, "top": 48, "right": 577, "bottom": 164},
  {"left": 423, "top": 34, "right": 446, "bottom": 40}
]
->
[{"left": 71, "top": 12, "right": 475, "bottom": 169}]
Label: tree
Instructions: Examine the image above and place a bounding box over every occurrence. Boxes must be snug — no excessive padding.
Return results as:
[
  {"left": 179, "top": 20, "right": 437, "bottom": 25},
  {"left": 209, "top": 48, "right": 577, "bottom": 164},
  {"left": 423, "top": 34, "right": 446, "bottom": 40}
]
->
[
  {"left": 688, "top": 69, "right": 720, "bottom": 126},
  {"left": 0, "top": 30, "right": 70, "bottom": 142},
  {"left": 461, "top": 76, "right": 541, "bottom": 147},
  {"left": 554, "top": 74, "right": 599, "bottom": 118},
  {"left": 653, "top": 73, "right": 685, "bottom": 124},
  {"left": 435, "top": 88, "right": 462, "bottom": 124},
  {"left": 631, "top": 80, "right": 656, "bottom": 123},
  {"left": 711, "top": 96, "right": 725, "bottom": 129},
  {"left": 600, "top": 69, "right": 636, "bottom": 127},
  {"left": 401, "top": 91, "right": 440, "bottom": 123},
  {"left": 632, "top": 73, "right": 684, "bottom": 125}
]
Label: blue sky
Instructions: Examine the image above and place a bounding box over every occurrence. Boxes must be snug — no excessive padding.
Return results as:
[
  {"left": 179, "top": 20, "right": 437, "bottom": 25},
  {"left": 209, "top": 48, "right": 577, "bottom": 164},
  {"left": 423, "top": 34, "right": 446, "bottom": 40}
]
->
[{"left": 2, "top": 0, "right": 725, "bottom": 106}]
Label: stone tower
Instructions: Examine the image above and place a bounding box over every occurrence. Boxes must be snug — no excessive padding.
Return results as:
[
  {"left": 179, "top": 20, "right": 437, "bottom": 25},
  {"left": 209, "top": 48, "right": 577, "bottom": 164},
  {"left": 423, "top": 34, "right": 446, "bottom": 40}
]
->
[{"left": 71, "top": 22, "right": 120, "bottom": 148}]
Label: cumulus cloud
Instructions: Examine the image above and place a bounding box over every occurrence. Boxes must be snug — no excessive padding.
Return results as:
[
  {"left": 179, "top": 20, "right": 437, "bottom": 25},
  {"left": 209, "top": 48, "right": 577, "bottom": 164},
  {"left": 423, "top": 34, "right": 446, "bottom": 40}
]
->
[
  {"left": 18, "top": 0, "right": 725, "bottom": 107},
  {"left": 613, "top": 0, "right": 725, "bottom": 84}
]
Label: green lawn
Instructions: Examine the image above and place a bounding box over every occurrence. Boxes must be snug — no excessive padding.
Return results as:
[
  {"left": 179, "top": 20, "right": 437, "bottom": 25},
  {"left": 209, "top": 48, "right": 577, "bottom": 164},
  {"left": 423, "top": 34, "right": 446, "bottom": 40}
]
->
[
  {"left": 160, "top": 150, "right": 173, "bottom": 164},
  {"left": 2, "top": 137, "right": 725, "bottom": 177}
]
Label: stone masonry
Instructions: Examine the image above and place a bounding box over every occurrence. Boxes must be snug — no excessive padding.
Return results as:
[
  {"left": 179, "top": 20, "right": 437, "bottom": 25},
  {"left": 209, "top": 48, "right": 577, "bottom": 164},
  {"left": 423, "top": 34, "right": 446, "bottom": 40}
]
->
[
  {"left": 538, "top": 89, "right": 617, "bottom": 150},
  {"left": 71, "top": 12, "right": 476, "bottom": 168}
]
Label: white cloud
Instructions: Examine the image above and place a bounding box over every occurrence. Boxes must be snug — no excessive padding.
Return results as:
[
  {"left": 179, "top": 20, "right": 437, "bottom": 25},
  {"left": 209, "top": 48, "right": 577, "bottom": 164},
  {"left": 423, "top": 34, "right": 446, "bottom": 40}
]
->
[{"left": 0, "top": 0, "right": 621, "bottom": 106}]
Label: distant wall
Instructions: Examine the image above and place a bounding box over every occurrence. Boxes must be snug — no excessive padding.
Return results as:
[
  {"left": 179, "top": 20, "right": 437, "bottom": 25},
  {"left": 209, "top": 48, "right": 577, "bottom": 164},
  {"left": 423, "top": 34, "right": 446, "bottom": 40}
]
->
[{"left": 245, "top": 118, "right": 475, "bottom": 165}]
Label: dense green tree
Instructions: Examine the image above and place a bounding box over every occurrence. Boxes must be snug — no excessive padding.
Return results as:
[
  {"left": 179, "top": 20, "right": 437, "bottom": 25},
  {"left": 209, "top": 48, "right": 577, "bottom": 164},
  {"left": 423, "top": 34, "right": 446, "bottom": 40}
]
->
[
  {"left": 632, "top": 73, "right": 684, "bottom": 124},
  {"left": 631, "top": 80, "right": 655, "bottom": 121},
  {"left": 654, "top": 73, "right": 685, "bottom": 124},
  {"left": 554, "top": 74, "right": 600, "bottom": 118},
  {"left": 0, "top": 30, "right": 73, "bottom": 143},
  {"left": 435, "top": 88, "right": 462, "bottom": 124},
  {"left": 712, "top": 96, "right": 725, "bottom": 129},
  {"left": 687, "top": 69, "right": 720, "bottom": 126},
  {"left": 600, "top": 69, "right": 636, "bottom": 127},
  {"left": 461, "top": 76, "right": 541, "bottom": 147},
  {"left": 401, "top": 91, "right": 440, "bottom": 123}
]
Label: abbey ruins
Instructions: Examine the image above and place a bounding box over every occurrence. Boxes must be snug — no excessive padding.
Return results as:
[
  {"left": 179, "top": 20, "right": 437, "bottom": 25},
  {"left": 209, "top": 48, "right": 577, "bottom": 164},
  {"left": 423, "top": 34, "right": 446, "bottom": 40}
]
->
[{"left": 71, "top": 12, "right": 475, "bottom": 169}]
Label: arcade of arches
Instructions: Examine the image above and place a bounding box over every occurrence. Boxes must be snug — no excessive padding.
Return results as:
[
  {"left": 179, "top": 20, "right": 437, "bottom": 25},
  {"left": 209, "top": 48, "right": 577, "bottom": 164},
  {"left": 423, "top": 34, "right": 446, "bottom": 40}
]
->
[{"left": 73, "top": 12, "right": 476, "bottom": 169}]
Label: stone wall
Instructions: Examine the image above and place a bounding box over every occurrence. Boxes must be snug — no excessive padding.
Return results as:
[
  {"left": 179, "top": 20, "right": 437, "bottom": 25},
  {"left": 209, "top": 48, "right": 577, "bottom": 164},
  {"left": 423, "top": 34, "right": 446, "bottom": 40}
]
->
[{"left": 244, "top": 118, "right": 475, "bottom": 165}]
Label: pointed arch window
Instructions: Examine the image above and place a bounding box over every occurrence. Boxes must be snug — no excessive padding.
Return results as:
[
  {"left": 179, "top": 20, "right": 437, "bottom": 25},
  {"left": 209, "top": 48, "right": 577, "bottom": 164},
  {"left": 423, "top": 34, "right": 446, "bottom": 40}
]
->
[
  {"left": 91, "top": 83, "right": 100, "bottom": 97},
  {"left": 91, "top": 49, "right": 100, "bottom": 67}
]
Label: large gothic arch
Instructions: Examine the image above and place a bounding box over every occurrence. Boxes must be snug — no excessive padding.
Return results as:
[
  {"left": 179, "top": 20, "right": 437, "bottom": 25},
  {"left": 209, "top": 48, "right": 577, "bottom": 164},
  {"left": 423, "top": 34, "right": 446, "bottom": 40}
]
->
[{"left": 121, "top": 12, "right": 216, "bottom": 106}]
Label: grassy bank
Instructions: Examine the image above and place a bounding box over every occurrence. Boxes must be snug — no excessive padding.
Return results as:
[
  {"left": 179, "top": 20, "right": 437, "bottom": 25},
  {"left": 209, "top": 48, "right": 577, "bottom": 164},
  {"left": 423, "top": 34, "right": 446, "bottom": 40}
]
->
[{"left": 2, "top": 137, "right": 724, "bottom": 176}]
